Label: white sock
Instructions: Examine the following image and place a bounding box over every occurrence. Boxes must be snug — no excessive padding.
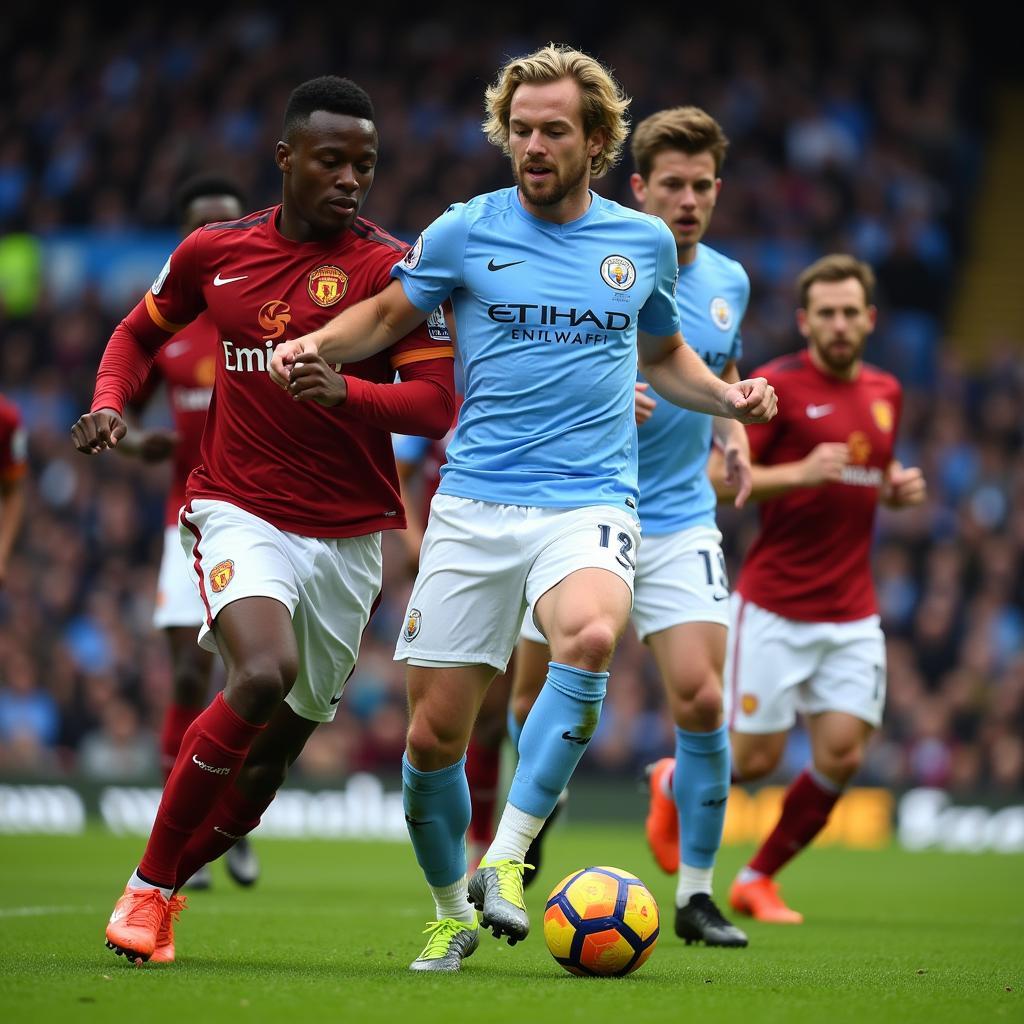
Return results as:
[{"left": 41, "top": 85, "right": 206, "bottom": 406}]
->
[
  {"left": 127, "top": 869, "right": 173, "bottom": 900},
  {"left": 485, "top": 802, "right": 545, "bottom": 863},
  {"left": 676, "top": 863, "right": 713, "bottom": 907},
  {"left": 429, "top": 876, "right": 476, "bottom": 924},
  {"left": 737, "top": 866, "right": 765, "bottom": 884}
]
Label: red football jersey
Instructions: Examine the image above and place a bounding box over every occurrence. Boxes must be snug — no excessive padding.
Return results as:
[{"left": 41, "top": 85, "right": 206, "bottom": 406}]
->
[
  {"left": 95, "top": 207, "right": 454, "bottom": 537},
  {"left": 736, "top": 349, "right": 902, "bottom": 622},
  {"left": 137, "top": 313, "right": 218, "bottom": 526},
  {"left": 0, "top": 396, "right": 27, "bottom": 485}
]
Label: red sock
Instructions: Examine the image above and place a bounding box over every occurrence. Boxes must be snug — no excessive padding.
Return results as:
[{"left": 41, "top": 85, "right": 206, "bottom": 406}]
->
[
  {"left": 748, "top": 769, "right": 840, "bottom": 877},
  {"left": 465, "top": 738, "right": 501, "bottom": 847},
  {"left": 175, "top": 783, "right": 274, "bottom": 889},
  {"left": 159, "top": 703, "right": 203, "bottom": 782},
  {"left": 138, "top": 693, "right": 264, "bottom": 887}
]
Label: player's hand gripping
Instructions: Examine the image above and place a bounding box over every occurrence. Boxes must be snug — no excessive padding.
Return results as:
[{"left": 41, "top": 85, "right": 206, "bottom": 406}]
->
[
  {"left": 71, "top": 408, "right": 127, "bottom": 454},
  {"left": 286, "top": 354, "right": 348, "bottom": 407},
  {"left": 269, "top": 336, "right": 320, "bottom": 389},
  {"left": 721, "top": 438, "right": 753, "bottom": 509},
  {"left": 799, "top": 442, "right": 849, "bottom": 487},
  {"left": 722, "top": 377, "right": 777, "bottom": 424},
  {"left": 882, "top": 462, "right": 926, "bottom": 507}
]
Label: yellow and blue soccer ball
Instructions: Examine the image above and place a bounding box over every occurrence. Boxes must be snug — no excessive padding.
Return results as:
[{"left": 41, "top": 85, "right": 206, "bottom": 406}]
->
[{"left": 543, "top": 865, "right": 659, "bottom": 976}]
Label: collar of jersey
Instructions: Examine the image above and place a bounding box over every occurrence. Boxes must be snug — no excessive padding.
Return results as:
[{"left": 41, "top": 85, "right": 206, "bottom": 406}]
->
[
  {"left": 266, "top": 205, "right": 358, "bottom": 253},
  {"left": 512, "top": 189, "right": 601, "bottom": 235}
]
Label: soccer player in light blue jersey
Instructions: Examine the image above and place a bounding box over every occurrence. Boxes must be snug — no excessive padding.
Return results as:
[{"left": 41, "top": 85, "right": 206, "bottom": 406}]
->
[
  {"left": 270, "top": 45, "right": 776, "bottom": 973},
  {"left": 514, "top": 106, "right": 753, "bottom": 948}
]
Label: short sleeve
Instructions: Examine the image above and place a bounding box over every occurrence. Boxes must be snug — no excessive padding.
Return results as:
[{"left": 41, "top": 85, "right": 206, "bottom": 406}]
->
[
  {"left": 637, "top": 219, "right": 682, "bottom": 337},
  {"left": 390, "top": 204, "right": 470, "bottom": 313}
]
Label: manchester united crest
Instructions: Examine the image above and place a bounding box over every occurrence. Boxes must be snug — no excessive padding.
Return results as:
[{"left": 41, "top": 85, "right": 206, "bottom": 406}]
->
[
  {"left": 308, "top": 265, "right": 348, "bottom": 307},
  {"left": 210, "top": 559, "right": 235, "bottom": 593},
  {"left": 871, "top": 399, "right": 894, "bottom": 432},
  {"left": 741, "top": 693, "right": 759, "bottom": 715}
]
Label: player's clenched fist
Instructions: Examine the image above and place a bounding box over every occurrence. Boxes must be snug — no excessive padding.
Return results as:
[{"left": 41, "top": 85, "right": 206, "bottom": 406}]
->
[
  {"left": 269, "top": 337, "right": 320, "bottom": 388},
  {"left": 800, "top": 442, "right": 849, "bottom": 486},
  {"left": 882, "top": 462, "right": 926, "bottom": 508},
  {"left": 71, "top": 408, "right": 127, "bottom": 454},
  {"left": 287, "top": 354, "right": 348, "bottom": 407},
  {"left": 723, "top": 377, "right": 777, "bottom": 424}
]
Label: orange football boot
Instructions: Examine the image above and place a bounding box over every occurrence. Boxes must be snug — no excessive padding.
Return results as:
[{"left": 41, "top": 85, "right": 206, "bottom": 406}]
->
[
  {"left": 105, "top": 886, "right": 169, "bottom": 963},
  {"left": 645, "top": 757, "right": 679, "bottom": 873},
  {"left": 150, "top": 894, "right": 188, "bottom": 964},
  {"left": 728, "top": 875, "right": 804, "bottom": 924}
]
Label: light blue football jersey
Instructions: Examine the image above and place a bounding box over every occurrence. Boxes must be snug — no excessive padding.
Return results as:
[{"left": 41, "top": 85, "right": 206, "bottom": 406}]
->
[
  {"left": 637, "top": 243, "right": 749, "bottom": 535},
  {"left": 390, "top": 187, "right": 680, "bottom": 510}
]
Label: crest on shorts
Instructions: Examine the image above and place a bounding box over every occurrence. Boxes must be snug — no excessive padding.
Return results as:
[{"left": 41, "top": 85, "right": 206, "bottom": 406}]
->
[
  {"left": 709, "top": 296, "right": 734, "bottom": 331},
  {"left": 871, "top": 400, "right": 894, "bottom": 433},
  {"left": 740, "top": 693, "right": 759, "bottom": 715},
  {"left": 210, "top": 559, "right": 235, "bottom": 593},
  {"left": 600, "top": 254, "right": 636, "bottom": 291},
  {"left": 403, "top": 608, "right": 422, "bottom": 642},
  {"left": 308, "top": 265, "right": 348, "bottom": 307}
]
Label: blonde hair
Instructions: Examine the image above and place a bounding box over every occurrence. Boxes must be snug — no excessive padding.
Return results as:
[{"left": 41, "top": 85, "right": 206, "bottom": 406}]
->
[
  {"left": 631, "top": 106, "right": 730, "bottom": 179},
  {"left": 797, "top": 253, "right": 876, "bottom": 308},
  {"left": 482, "top": 43, "right": 631, "bottom": 178}
]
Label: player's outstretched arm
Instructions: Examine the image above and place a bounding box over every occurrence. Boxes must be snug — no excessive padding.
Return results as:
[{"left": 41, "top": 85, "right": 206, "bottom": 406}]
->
[
  {"left": 708, "top": 440, "right": 850, "bottom": 504},
  {"left": 269, "top": 280, "right": 429, "bottom": 388},
  {"left": 638, "top": 332, "right": 777, "bottom": 424}
]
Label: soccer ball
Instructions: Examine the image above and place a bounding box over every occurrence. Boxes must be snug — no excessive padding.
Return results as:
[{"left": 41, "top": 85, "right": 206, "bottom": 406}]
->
[{"left": 543, "top": 865, "right": 659, "bottom": 977}]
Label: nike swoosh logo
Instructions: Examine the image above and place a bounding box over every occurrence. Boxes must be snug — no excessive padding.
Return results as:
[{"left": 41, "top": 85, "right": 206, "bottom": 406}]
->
[
  {"left": 487, "top": 258, "right": 525, "bottom": 272},
  {"left": 713, "top": 593, "right": 729, "bottom": 602},
  {"left": 561, "top": 730, "right": 591, "bottom": 746},
  {"left": 805, "top": 403, "right": 834, "bottom": 419},
  {"left": 213, "top": 272, "right": 248, "bottom": 286},
  {"left": 329, "top": 694, "right": 342, "bottom": 705},
  {"left": 404, "top": 814, "right": 428, "bottom": 827},
  {"left": 109, "top": 909, "right": 125, "bottom": 923}
]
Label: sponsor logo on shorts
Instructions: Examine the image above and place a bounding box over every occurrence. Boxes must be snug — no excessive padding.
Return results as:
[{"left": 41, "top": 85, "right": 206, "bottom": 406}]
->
[
  {"left": 308, "top": 265, "right": 348, "bottom": 307},
  {"left": 403, "top": 608, "right": 422, "bottom": 642},
  {"left": 600, "top": 254, "right": 636, "bottom": 291},
  {"left": 740, "top": 693, "right": 759, "bottom": 715},
  {"left": 192, "top": 754, "right": 231, "bottom": 775},
  {"left": 209, "top": 559, "right": 235, "bottom": 593}
]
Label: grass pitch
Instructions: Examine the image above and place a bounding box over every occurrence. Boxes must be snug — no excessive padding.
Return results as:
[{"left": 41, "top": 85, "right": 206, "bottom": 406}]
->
[{"left": 0, "top": 825, "right": 1020, "bottom": 1024}]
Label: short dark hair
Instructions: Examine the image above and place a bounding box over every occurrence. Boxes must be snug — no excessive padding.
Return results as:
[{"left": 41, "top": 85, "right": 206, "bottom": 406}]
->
[
  {"left": 283, "top": 76, "right": 375, "bottom": 140},
  {"left": 797, "top": 253, "right": 876, "bottom": 308},
  {"left": 173, "top": 174, "right": 246, "bottom": 224}
]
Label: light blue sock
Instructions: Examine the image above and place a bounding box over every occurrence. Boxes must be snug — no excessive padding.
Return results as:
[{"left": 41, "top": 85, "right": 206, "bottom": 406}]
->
[
  {"left": 674, "top": 724, "right": 731, "bottom": 870},
  {"left": 506, "top": 707, "right": 524, "bottom": 753},
  {"left": 402, "top": 753, "right": 471, "bottom": 887},
  {"left": 507, "top": 662, "right": 607, "bottom": 818}
]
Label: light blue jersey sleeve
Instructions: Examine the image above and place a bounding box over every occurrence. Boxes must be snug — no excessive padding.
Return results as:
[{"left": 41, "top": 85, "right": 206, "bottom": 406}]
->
[
  {"left": 637, "top": 220, "right": 683, "bottom": 337},
  {"left": 392, "top": 432, "right": 431, "bottom": 464},
  {"left": 390, "top": 204, "right": 469, "bottom": 312},
  {"left": 637, "top": 245, "right": 750, "bottom": 535}
]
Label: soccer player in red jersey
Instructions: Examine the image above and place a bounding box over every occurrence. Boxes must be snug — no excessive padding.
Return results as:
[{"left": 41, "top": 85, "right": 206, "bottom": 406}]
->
[
  {"left": 710, "top": 254, "right": 926, "bottom": 923},
  {"left": 71, "top": 76, "right": 456, "bottom": 965},
  {"left": 118, "top": 174, "right": 261, "bottom": 891},
  {"left": 0, "top": 395, "right": 27, "bottom": 588}
]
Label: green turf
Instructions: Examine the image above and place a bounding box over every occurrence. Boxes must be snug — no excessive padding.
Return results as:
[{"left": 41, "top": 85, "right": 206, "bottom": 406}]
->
[{"left": 0, "top": 826, "right": 1020, "bottom": 1024}]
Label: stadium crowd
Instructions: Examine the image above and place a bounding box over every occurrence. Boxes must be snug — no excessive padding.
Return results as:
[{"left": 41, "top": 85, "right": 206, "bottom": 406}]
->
[{"left": 1, "top": 4, "right": 1021, "bottom": 797}]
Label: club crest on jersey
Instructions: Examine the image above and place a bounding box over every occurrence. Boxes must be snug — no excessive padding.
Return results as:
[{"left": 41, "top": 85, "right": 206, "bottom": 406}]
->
[
  {"left": 403, "top": 608, "right": 422, "bottom": 642},
  {"left": 259, "top": 300, "right": 291, "bottom": 340},
  {"left": 847, "top": 430, "right": 872, "bottom": 465},
  {"left": 741, "top": 693, "right": 759, "bottom": 715},
  {"left": 871, "top": 400, "right": 894, "bottom": 432},
  {"left": 600, "top": 254, "right": 636, "bottom": 291},
  {"left": 209, "top": 559, "right": 235, "bottom": 594},
  {"left": 308, "top": 266, "right": 348, "bottom": 307},
  {"left": 709, "top": 296, "right": 734, "bottom": 331},
  {"left": 403, "top": 235, "right": 424, "bottom": 271}
]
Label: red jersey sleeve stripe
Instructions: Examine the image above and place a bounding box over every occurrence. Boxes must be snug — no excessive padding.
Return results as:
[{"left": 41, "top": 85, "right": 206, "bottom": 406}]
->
[
  {"left": 390, "top": 346, "right": 454, "bottom": 369},
  {"left": 145, "top": 292, "right": 190, "bottom": 334}
]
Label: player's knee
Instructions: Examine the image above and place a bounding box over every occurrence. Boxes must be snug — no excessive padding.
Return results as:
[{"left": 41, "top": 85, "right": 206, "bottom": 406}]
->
[
  {"left": 226, "top": 655, "right": 296, "bottom": 715},
  {"left": 558, "top": 619, "right": 617, "bottom": 671},
  {"left": 818, "top": 744, "right": 863, "bottom": 785},
  {"left": 733, "top": 744, "right": 778, "bottom": 781},
  {"left": 171, "top": 661, "right": 208, "bottom": 708},
  {"left": 674, "top": 676, "right": 724, "bottom": 731},
  {"left": 406, "top": 710, "right": 464, "bottom": 769}
]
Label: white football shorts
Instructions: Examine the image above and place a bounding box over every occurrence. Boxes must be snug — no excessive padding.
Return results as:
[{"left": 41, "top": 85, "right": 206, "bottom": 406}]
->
[
  {"left": 153, "top": 524, "right": 205, "bottom": 629},
  {"left": 518, "top": 523, "right": 730, "bottom": 645},
  {"left": 396, "top": 494, "right": 639, "bottom": 671},
  {"left": 179, "top": 499, "right": 382, "bottom": 723},
  {"left": 724, "top": 594, "right": 887, "bottom": 733}
]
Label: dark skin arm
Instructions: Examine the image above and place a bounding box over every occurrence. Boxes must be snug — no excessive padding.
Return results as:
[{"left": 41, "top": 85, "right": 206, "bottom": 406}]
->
[
  {"left": 285, "top": 354, "right": 349, "bottom": 406},
  {"left": 71, "top": 409, "right": 128, "bottom": 454}
]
